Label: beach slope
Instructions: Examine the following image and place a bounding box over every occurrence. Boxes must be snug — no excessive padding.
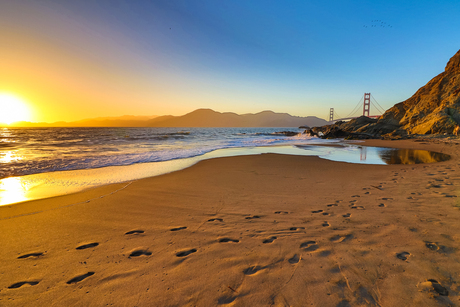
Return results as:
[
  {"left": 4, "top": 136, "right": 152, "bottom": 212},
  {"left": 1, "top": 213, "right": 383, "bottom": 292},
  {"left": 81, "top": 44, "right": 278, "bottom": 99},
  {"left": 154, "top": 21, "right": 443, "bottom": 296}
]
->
[{"left": 1, "top": 139, "right": 460, "bottom": 306}]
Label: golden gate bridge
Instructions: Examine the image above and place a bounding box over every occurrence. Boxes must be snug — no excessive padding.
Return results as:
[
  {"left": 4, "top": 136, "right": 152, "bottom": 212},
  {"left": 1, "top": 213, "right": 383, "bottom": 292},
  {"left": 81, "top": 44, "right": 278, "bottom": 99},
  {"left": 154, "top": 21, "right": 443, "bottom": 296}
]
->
[{"left": 329, "top": 93, "right": 386, "bottom": 122}]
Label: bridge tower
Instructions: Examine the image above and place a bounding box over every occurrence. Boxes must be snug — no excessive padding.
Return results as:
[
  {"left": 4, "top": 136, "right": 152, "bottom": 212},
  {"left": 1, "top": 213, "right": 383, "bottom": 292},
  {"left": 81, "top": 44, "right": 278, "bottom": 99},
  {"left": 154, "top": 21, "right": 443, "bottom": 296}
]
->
[
  {"left": 363, "top": 93, "right": 371, "bottom": 117},
  {"left": 329, "top": 108, "right": 334, "bottom": 122}
]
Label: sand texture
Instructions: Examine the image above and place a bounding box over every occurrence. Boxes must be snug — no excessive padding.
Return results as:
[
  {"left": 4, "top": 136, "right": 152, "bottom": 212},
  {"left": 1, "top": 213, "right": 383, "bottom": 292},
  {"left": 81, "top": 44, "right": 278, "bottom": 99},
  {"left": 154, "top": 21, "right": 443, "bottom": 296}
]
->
[{"left": 1, "top": 139, "right": 460, "bottom": 306}]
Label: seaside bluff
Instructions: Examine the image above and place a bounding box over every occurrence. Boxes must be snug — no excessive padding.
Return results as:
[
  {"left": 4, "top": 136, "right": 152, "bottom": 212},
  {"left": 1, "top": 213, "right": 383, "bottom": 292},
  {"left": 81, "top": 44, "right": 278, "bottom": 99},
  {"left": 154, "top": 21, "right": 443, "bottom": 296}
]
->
[{"left": 307, "top": 48, "right": 460, "bottom": 140}]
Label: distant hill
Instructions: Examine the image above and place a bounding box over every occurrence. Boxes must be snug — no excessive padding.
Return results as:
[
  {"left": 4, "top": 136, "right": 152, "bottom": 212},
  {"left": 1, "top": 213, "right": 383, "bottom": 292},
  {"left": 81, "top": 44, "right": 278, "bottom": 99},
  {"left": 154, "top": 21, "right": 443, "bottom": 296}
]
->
[
  {"left": 9, "top": 109, "right": 328, "bottom": 128},
  {"left": 145, "top": 109, "right": 327, "bottom": 127}
]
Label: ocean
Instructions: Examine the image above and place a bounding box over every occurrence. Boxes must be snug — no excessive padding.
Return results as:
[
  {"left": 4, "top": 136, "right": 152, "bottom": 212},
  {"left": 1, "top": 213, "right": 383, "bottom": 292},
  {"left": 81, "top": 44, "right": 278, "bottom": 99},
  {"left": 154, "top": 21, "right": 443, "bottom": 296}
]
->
[
  {"left": 0, "top": 127, "right": 324, "bottom": 179},
  {"left": 0, "top": 127, "right": 451, "bottom": 206}
]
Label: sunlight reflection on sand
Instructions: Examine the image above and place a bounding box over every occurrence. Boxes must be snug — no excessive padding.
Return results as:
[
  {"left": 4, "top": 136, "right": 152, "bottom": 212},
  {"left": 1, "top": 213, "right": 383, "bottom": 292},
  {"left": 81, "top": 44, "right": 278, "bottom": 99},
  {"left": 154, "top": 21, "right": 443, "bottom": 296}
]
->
[{"left": 0, "top": 144, "right": 450, "bottom": 206}]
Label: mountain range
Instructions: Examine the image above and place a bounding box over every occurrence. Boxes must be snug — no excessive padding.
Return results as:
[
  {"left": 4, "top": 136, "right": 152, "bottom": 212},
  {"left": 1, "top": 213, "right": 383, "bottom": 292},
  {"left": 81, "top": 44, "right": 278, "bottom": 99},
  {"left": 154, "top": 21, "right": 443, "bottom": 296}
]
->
[{"left": 10, "top": 109, "right": 328, "bottom": 128}]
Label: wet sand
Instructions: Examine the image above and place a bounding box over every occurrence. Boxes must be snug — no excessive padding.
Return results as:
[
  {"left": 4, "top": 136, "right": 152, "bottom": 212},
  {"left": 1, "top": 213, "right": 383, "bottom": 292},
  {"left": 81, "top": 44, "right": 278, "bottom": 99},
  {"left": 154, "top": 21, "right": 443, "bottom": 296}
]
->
[{"left": 1, "top": 139, "right": 460, "bottom": 306}]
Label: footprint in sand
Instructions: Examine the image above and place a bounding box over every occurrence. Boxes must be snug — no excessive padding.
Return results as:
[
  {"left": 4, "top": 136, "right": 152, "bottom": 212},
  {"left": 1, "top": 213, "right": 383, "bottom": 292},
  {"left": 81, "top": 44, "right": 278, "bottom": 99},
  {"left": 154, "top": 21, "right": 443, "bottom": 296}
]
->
[
  {"left": 342, "top": 213, "right": 351, "bottom": 218},
  {"left": 425, "top": 242, "right": 455, "bottom": 254},
  {"left": 129, "top": 250, "right": 152, "bottom": 257},
  {"left": 396, "top": 252, "right": 411, "bottom": 261},
  {"left": 67, "top": 272, "right": 95, "bottom": 284},
  {"left": 176, "top": 248, "right": 197, "bottom": 257},
  {"left": 217, "top": 295, "right": 238, "bottom": 305},
  {"left": 170, "top": 226, "right": 187, "bottom": 231},
  {"left": 208, "top": 218, "right": 223, "bottom": 222},
  {"left": 351, "top": 205, "right": 365, "bottom": 210},
  {"left": 219, "top": 238, "right": 239, "bottom": 243},
  {"left": 289, "top": 227, "right": 305, "bottom": 231},
  {"left": 8, "top": 281, "right": 40, "bottom": 289},
  {"left": 17, "top": 252, "right": 44, "bottom": 259},
  {"left": 245, "top": 215, "right": 260, "bottom": 220},
  {"left": 330, "top": 234, "right": 353, "bottom": 243},
  {"left": 125, "top": 230, "right": 144, "bottom": 235},
  {"left": 288, "top": 254, "right": 300, "bottom": 264},
  {"left": 263, "top": 236, "right": 277, "bottom": 244},
  {"left": 311, "top": 210, "right": 323, "bottom": 213},
  {"left": 274, "top": 211, "right": 289, "bottom": 214},
  {"left": 322, "top": 212, "right": 330, "bottom": 216},
  {"left": 425, "top": 242, "right": 439, "bottom": 251},
  {"left": 322, "top": 221, "right": 330, "bottom": 227},
  {"left": 418, "top": 279, "right": 449, "bottom": 296},
  {"left": 428, "top": 280, "right": 449, "bottom": 296},
  {"left": 300, "top": 241, "right": 319, "bottom": 252},
  {"left": 243, "top": 266, "right": 265, "bottom": 275},
  {"left": 76, "top": 243, "right": 99, "bottom": 250},
  {"left": 378, "top": 203, "right": 386, "bottom": 207},
  {"left": 327, "top": 204, "right": 338, "bottom": 207}
]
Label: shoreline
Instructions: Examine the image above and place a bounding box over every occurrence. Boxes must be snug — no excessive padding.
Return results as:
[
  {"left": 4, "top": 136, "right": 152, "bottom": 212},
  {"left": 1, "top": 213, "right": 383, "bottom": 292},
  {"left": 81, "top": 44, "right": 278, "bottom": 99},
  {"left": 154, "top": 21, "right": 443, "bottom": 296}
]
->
[
  {"left": 0, "top": 139, "right": 454, "bottom": 207},
  {"left": 1, "top": 139, "right": 460, "bottom": 306}
]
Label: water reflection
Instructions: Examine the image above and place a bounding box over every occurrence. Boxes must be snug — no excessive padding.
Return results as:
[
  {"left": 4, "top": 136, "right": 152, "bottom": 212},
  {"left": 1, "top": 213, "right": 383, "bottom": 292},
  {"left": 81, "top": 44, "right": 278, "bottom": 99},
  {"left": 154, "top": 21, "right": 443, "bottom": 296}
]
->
[
  {"left": 360, "top": 146, "right": 367, "bottom": 161},
  {"left": 0, "top": 177, "right": 29, "bottom": 204},
  {"left": 0, "top": 145, "right": 452, "bottom": 206},
  {"left": 378, "top": 148, "right": 451, "bottom": 164},
  {"left": 0, "top": 151, "right": 22, "bottom": 163}
]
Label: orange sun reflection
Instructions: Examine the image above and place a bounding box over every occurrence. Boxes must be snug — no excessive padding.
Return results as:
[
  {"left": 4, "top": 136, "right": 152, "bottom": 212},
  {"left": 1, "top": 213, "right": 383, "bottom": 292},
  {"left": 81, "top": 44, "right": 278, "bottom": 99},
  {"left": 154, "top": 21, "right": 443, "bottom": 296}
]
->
[
  {"left": 0, "top": 177, "right": 29, "bottom": 205},
  {"left": 0, "top": 151, "right": 22, "bottom": 163}
]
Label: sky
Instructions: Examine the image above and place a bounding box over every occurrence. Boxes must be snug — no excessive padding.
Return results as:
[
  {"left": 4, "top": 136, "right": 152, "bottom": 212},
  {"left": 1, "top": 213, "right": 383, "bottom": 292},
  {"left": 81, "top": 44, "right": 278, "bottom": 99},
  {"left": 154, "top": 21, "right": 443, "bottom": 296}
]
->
[{"left": 1, "top": 0, "right": 460, "bottom": 123}]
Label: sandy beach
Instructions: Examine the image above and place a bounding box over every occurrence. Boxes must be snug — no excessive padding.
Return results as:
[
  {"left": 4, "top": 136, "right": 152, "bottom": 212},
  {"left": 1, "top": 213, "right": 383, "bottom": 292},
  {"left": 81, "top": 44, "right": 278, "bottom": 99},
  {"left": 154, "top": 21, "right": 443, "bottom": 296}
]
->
[{"left": 1, "top": 139, "right": 460, "bottom": 306}]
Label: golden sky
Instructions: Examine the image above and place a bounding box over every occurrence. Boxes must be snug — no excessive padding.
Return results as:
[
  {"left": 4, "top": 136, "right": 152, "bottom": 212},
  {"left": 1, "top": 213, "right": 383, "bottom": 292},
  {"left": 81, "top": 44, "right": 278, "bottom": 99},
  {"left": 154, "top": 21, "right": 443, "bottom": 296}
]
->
[{"left": 2, "top": 0, "right": 460, "bottom": 123}]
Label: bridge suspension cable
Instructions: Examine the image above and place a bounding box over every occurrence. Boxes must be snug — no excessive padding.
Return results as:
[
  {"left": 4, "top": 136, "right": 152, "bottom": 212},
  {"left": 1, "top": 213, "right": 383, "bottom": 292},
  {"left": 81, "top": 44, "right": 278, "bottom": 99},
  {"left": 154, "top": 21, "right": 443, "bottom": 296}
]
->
[
  {"left": 370, "top": 94, "right": 386, "bottom": 114},
  {"left": 334, "top": 111, "right": 344, "bottom": 120},
  {"left": 345, "top": 96, "right": 364, "bottom": 118},
  {"left": 330, "top": 93, "right": 386, "bottom": 121}
]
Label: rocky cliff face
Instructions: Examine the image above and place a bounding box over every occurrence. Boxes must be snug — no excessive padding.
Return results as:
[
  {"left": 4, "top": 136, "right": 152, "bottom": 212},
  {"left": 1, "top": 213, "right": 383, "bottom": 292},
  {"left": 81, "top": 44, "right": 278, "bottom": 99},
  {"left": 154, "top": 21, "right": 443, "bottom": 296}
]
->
[
  {"left": 380, "top": 49, "right": 460, "bottom": 135},
  {"left": 306, "top": 49, "right": 460, "bottom": 139}
]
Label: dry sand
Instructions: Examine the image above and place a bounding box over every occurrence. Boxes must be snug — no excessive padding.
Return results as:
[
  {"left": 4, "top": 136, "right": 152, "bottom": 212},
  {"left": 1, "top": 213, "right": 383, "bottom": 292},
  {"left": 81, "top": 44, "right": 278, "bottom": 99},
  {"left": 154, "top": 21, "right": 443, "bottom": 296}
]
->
[{"left": 1, "top": 139, "right": 460, "bottom": 306}]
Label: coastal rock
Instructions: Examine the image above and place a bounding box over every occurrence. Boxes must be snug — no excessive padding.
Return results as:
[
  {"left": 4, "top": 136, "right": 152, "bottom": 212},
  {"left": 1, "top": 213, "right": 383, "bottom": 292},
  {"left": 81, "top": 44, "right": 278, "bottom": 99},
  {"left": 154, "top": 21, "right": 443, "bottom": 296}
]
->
[
  {"left": 379, "top": 49, "right": 460, "bottom": 135},
  {"left": 309, "top": 48, "right": 460, "bottom": 138},
  {"left": 274, "top": 131, "right": 300, "bottom": 137}
]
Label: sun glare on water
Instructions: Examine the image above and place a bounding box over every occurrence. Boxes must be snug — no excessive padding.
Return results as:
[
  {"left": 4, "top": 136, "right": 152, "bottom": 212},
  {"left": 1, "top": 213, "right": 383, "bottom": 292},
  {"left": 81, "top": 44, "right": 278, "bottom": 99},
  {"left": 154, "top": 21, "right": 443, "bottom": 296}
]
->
[{"left": 0, "top": 94, "right": 31, "bottom": 125}]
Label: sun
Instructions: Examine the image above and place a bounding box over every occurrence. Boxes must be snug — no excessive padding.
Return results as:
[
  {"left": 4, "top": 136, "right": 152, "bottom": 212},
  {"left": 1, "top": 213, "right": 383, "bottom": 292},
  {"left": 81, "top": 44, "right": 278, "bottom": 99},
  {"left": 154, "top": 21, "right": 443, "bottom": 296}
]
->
[{"left": 0, "top": 94, "right": 31, "bottom": 125}]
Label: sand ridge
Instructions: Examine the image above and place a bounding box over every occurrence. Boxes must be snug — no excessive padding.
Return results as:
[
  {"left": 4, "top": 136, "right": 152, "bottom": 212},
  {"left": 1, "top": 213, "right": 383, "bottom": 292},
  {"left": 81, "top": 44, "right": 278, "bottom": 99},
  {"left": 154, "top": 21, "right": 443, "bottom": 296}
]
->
[{"left": 1, "top": 139, "right": 460, "bottom": 306}]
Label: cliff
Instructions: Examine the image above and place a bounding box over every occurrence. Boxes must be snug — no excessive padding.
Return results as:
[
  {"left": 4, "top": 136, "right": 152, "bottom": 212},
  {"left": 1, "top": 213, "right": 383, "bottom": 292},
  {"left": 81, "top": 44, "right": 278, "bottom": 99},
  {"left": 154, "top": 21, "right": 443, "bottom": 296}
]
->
[{"left": 380, "top": 49, "right": 460, "bottom": 135}]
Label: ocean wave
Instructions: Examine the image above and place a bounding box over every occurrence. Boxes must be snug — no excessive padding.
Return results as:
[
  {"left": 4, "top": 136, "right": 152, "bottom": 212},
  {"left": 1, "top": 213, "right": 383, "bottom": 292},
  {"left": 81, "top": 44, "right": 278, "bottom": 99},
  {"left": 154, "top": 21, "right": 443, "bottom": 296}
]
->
[{"left": 0, "top": 127, "right": 326, "bottom": 179}]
